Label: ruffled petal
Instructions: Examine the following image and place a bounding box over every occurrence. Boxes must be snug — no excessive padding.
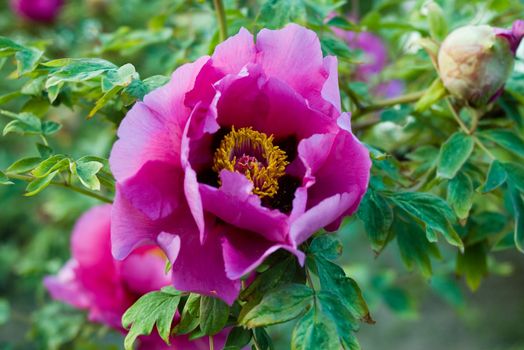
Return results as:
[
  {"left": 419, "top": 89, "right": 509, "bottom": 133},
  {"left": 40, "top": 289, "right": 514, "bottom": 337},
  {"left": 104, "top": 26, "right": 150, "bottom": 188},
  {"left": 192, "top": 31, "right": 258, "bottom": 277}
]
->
[
  {"left": 256, "top": 24, "right": 327, "bottom": 108},
  {"left": 119, "top": 161, "right": 185, "bottom": 221},
  {"left": 111, "top": 188, "right": 162, "bottom": 260},
  {"left": 170, "top": 218, "right": 240, "bottom": 305},
  {"left": 222, "top": 226, "right": 304, "bottom": 280},
  {"left": 200, "top": 170, "right": 289, "bottom": 243},
  {"left": 44, "top": 260, "right": 91, "bottom": 310},
  {"left": 212, "top": 27, "right": 256, "bottom": 74}
]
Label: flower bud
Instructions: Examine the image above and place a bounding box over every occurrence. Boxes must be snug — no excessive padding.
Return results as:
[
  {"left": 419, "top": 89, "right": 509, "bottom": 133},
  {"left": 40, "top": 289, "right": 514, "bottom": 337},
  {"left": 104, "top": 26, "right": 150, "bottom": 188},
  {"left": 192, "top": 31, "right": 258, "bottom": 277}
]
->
[
  {"left": 10, "top": 0, "right": 64, "bottom": 23},
  {"left": 437, "top": 21, "right": 524, "bottom": 106}
]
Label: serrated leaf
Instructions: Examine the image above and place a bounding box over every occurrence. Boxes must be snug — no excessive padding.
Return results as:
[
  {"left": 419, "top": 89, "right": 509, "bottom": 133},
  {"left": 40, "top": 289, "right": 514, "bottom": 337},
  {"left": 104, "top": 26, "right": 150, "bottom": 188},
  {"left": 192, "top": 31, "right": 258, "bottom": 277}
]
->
[
  {"left": 415, "top": 78, "right": 446, "bottom": 112},
  {"left": 437, "top": 132, "right": 474, "bottom": 179},
  {"left": 122, "top": 287, "right": 182, "bottom": 350},
  {"left": 199, "top": 296, "right": 229, "bottom": 336},
  {"left": 480, "top": 129, "right": 524, "bottom": 158},
  {"left": 390, "top": 192, "right": 463, "bottom": 251},
  {"left": 318, "top": 291, "right": 360, "bottom": 349},
  {"left": 479, "top": 160, "right": 507, "bottom": 193},
  {"left": 241, "top": 284, "right": 313, "bottom": 328},
  {"left": 308, "top": 255, "right": 371, "bottom": 323},
  {"left": 25, "top": 170, "right": 59, "bottom": 196},
  {"left": 308, "top": 235, "right": 342, "bottom": 261},
  {"left": 358, "top": 190, "right": 394, "bottom": 252},
  {"left": 7, "top": 157, "right": 42, "bottom": 174},
  {"left": 291, "top": 308, "right": 339, "bottom": 350},
  {"left": 447, "top": 173, "right": 473, "bottom": 220}
]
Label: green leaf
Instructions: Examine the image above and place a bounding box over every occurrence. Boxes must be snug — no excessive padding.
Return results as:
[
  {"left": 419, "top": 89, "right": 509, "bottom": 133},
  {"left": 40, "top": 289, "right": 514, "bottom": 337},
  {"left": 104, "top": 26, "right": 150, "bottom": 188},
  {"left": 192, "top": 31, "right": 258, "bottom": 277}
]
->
[
  {"left": 308, "top": 234, "right": 342, "bottom": 261},
  {"left": 122, "top": 287, "right": 182, "bottom": 350},
  {"left": 318, "top": 291, "right": 360, "bottom": 349},
  {"left": 326, "top": 16, "right": 359, "bottom": 31},
  {"left": 509, "top": 185, "right": 524, "bottom": 253},
  {"left": 88, "top": 85, "right": 123, "bottom": 118},
  {"left": 2, "top": 112, "right": 42, "bottom": 136},
  {"left": 15, "top": 47, "right": 44, "bottom": 75},
  {"left": 32, "top": 155, "right": 68, "bottom": 178},
  {"left": 174, "top": 293, "right": 200, "bottom": 335},
  {"left": 456, "top": 243, "right": 487, "bottom": 291},
  {"left": 36, "top": 143, "right": 53, "bottom": 158},
  {"left": 41, "top": 121, "right": 62, "bottom": 135},
  {"left": 0, "top": 298, "right": 10, "bottom": 326},
  {"left": 240, "top": 284, "right": 313, "bottom": 328},
  {"left": 437, "top": 132, "right": 474, "bottom": 179},
  {"left": 199, "top": 296, "right": 229, "bottom": 336},
  {"left": 74, "top": 158, "right": 103, "bottom": 190},
  {"left": 395, "top": 216, "right": 440, "bottom": 277},
  {"left": 257, "top": 0, "right": 306, "bottom": 29},
  {"left": 414, "top": 78, "right": 446, "bottom": 112},
  {"left": 0, "top": 171, "right": 13, "bottom": 185},
  {"left": 240, "top": 256, "right": 298, "bottom": 303},
  {"left": 291, "top": 308, "right": 339, "bottom": 350},
  {"left": 45, "top": 58, "right": 118, "bottom": 89},
  {"left": 7, "top": 157, "right": 42, "bottom": 174},
  {"left": 479, "top": 160, "right": 507, "bottom": 193},
  {"left": 309, "top": 255, "right": 371, "bottom": 323},
  {"left": 503, "top": 162, "right": 524, "bottom": 193},
  {"left": 480, "top": 129, "right": 524, "bottom": 158},
  {"left": 252, "top": 328, "right": 274, "bottom": 350},
  {"left": 224, "top": 327, "right": 252, "bottom": 349},
  {"left": 425, "top": 1, "right": 448, "bottom": 41},
  {"left": 358, "top": 190, "right": 394, "bottom": 252},
  {"left": 390, "top": 192, "right": 463, "bottom": 251},
  {"left": 447, "top": 173, "right": 474, "bottom": 220},
  {"left": 25, "top": 170, "right": 59, "bottom": 196},
  {"left": 320, "top": 35, "right": 356, "bottom": 61}
]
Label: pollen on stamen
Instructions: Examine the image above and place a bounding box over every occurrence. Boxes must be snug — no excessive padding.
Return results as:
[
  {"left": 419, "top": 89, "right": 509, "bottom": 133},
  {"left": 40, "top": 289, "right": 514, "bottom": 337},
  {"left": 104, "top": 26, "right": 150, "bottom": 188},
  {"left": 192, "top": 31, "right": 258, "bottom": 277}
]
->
[{"left": 213, "top": 127, "right": 288, "bottom": 198}]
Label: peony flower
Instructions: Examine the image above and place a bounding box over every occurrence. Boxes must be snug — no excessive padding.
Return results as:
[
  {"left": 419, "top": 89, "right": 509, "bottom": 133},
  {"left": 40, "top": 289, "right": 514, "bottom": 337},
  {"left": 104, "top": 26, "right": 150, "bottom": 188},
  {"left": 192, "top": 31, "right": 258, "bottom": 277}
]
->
[
  {"left": 44, "top": 205, "right": 227, "bottom": 350},
  {"left": 438, "top": 20, "right": 524, "bottom": 106},
  {"left": 10, "top": 0, "right": 64, "bottom": 23},
  {"left": 109, "top": 24, "right": 371, "bottom": 305}
]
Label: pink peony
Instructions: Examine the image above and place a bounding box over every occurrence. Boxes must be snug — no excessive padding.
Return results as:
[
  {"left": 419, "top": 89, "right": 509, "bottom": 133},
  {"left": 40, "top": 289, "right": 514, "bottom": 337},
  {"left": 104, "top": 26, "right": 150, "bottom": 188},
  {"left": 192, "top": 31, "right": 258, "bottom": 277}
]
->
[
  {"left": 109, "top": 24, "right": 371, "bottom": 305},
  {"left": 10, "top": 0, "right": 64, "bottom": 23},
  {"left": 44, "top": 205, "right": 227, "bottom": 350}
]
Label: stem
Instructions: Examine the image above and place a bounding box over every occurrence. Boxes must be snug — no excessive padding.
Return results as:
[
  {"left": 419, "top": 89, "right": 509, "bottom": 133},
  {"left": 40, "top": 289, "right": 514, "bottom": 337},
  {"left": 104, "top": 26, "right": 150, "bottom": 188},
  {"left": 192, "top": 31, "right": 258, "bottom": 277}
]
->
[
  {"left": 353, "top": 90, "right": 427, "bottom": 118},
  {"left": 6, "top": 173, "right": 113, "bottom": 203},
  {"left": 213, "top": 0, "right": 227, "bottom": 42},
  {"left": 445, "top": 99, "right": 496, "bottom": 160},
  {"left": 209, "top": 336, "right": 214, "bottom": 350}
]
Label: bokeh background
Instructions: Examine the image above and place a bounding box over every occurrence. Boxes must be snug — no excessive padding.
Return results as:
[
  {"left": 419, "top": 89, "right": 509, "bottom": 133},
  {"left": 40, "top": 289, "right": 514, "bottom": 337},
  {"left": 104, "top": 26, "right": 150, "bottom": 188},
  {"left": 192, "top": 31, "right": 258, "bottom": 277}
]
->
[{"left": 0, "top": 0, "right": 523, "bottom": 349}]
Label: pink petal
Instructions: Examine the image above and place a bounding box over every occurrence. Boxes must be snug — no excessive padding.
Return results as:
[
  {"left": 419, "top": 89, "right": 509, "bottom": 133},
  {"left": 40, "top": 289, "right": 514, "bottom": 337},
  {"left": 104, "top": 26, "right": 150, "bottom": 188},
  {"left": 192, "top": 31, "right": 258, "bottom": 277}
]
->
[
  {"left": 170, "top": 219, "right": 240, "bottom": 305},
  {"left": 256, "top": 24, "right": 326, "bottom": 106},
  {"left": 120, "top": 247, "right": 171, "bottom": 295},
  {"left": 222, "top": 226, "right": 305, "bottom": 280},
  {"left": 200, "top": 170, "right": 289, "bottom": 243},
  {"left": 119, "top": 161, "right": 185, "bottom": 221},
  {"left": 44, "top": 260, "right": 91, "bottom": 310},
  {"left": 212, "top": 27, "right": 256, "bottom": 74},
  {"left": 111, "top": 188, "right": 161, "bottom": 260}
]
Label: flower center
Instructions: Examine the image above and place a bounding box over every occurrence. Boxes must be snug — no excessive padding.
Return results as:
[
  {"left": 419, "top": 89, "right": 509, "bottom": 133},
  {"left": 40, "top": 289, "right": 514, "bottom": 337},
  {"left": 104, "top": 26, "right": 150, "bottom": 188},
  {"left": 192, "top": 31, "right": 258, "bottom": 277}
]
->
[{"left": 213, "top": 127, "right": 288, "bottom": 198}]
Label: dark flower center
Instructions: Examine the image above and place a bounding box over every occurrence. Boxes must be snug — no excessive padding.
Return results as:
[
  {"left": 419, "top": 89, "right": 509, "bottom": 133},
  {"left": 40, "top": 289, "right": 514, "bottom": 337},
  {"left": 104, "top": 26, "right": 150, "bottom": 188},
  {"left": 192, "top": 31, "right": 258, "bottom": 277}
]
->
[{"left": 213, "top": 127, "right": 288, "bottom": 198}]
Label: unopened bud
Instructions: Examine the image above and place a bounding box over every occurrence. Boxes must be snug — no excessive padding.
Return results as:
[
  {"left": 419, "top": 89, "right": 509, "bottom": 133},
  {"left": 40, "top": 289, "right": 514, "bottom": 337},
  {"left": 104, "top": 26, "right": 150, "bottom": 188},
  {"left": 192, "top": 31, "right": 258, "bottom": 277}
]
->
[{"left": 437, "top": 21, "right": 524, "bottom": 106}]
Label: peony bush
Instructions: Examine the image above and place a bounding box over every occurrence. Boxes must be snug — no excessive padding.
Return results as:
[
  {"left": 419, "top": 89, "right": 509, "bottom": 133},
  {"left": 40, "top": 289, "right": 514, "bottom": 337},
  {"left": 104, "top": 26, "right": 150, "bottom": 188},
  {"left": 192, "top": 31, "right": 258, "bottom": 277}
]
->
[{"left": 0, "top": 0, "right": 524, "bottom": 349}]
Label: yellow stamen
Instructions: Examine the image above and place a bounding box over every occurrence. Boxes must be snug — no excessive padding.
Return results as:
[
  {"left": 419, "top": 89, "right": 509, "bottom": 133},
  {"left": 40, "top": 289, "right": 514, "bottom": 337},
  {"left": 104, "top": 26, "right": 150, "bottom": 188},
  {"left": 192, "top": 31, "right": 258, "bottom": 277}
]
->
[{"left": 213, "top": 127, "right": 288, "bottom": 198}]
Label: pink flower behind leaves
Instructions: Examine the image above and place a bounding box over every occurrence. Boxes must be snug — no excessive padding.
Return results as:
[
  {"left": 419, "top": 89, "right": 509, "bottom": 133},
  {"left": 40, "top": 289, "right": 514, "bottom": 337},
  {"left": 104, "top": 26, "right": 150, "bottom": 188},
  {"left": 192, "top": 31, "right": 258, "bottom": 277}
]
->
[
  {"left": 44, "top": 205, "right": 227, "bottom": 350},
  {"left": 10, "top": 0, "right": 64, "bottom": 23},
  {"left": 109, "top": 24, "right": 371, "bottom": 305}
]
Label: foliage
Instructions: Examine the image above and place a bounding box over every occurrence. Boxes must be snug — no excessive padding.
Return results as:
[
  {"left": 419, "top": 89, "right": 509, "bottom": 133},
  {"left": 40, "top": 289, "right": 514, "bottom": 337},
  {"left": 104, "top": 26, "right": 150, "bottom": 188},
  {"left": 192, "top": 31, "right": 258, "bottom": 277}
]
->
[{"left": 1, "top": 0, "right": 524, "bottom": 349}]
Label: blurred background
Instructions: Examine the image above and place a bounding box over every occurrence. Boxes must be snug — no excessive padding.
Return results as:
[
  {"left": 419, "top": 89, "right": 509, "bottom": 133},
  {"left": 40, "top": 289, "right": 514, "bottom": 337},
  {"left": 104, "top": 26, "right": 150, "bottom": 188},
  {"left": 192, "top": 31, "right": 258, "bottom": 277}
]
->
[{"left": 0, "top": 0, "right": 523, "bottom": 349}]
